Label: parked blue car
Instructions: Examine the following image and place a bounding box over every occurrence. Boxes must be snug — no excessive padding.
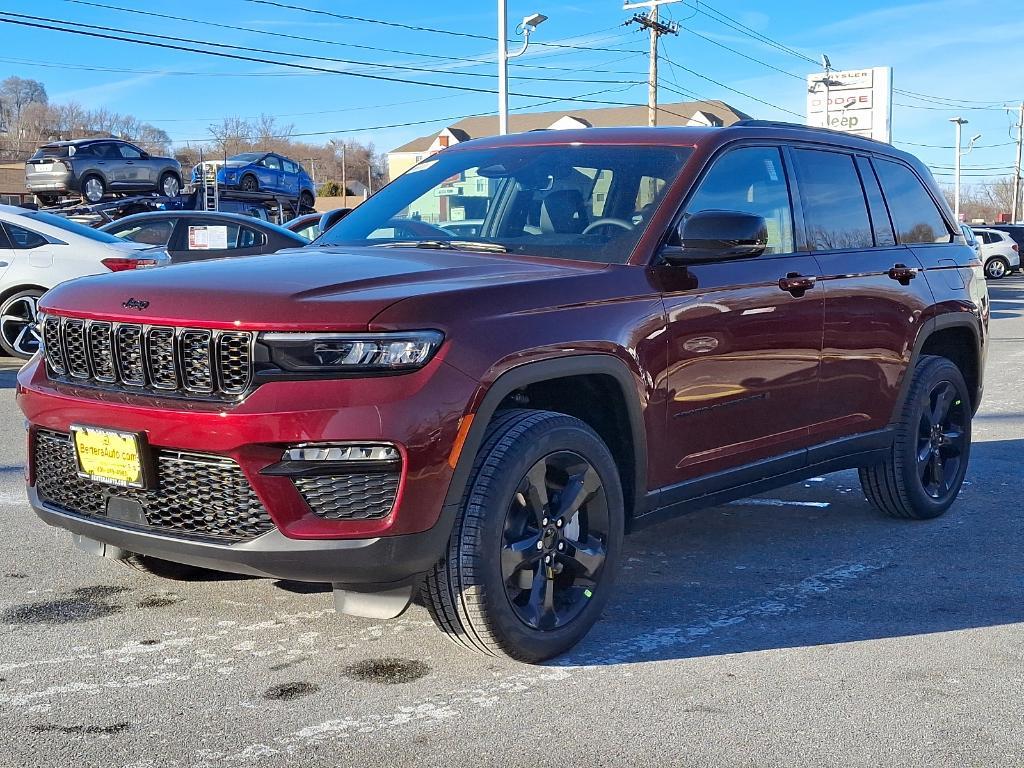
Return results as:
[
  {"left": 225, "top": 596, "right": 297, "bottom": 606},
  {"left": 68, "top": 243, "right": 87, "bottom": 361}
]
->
[{"left": 191, "top": 152, "right": 316, "bottom": 208}]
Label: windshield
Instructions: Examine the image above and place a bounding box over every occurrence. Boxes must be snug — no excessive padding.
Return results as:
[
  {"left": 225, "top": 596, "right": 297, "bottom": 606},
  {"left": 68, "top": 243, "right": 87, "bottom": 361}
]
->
[
  {"left": 21, "top": 210, "right": 127, "bottom": 244},
  {"left": 317, "top": 144, "right": 693, "bottom": 264},
  {"left": 229, "top": 153, "right": 264, "bottom": 163}
]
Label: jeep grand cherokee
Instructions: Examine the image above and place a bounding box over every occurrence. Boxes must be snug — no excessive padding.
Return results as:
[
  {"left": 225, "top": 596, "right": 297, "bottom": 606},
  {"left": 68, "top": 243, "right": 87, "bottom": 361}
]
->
[{"left": 18, "top": 122, "right": 988, "bottom": 662}]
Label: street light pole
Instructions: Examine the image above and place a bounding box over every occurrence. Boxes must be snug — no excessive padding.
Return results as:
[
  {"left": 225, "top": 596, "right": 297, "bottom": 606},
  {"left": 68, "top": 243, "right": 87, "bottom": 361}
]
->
[
  {"left": 497, "top": 4, "right": 547, "bottom": 135},
  {"left": 498, "top": 0, "right": 508, "bottom": 136},
  {"left": 950, "top": 117, "right": 981, "bottom": 222}
]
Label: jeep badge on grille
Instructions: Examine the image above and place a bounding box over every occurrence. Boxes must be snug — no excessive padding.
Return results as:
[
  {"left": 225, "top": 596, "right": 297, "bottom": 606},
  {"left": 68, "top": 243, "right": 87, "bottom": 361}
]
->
[{"left": 122, "top": 298, "right": 150, "bottom": 310}]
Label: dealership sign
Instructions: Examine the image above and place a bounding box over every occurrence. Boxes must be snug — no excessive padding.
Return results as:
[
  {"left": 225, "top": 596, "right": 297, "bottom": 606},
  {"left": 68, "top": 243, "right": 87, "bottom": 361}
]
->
[{"left": 806, "top": 66, "right": 892, "bottom": 143}]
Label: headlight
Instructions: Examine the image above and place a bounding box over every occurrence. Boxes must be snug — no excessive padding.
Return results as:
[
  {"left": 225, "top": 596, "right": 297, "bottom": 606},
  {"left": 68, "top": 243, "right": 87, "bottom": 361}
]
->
[{"left": 260, "top": 330, "right": 443, "bottom": 373}]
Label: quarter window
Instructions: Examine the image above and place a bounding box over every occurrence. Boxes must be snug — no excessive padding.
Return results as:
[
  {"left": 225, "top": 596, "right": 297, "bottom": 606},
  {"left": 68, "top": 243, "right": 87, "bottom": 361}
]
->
[
  {"left": 683, "top": 146, "right": 795, "bottom": 255},
  {"left": 792, "top": 149, "right": 873, "bottom": 251},
  {"left": 874, "top": 159, "right": 952, "bottom": 244},
  {"left": 3, "top": 222, "right": 48, "bottom": 249}
]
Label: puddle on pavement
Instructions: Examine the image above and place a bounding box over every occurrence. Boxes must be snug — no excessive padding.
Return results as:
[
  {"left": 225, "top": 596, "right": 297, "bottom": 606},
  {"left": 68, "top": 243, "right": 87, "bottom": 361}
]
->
[
  {"left": 345, "top": 658, "right": 430, "bottom": 685},
  {"left": 1, "top": 585, "right": 128, "bottom": 625}
]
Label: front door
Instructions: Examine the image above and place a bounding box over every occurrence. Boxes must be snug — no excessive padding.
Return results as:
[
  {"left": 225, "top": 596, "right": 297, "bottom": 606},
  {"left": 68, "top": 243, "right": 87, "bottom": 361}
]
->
[{"left": 658, "top": 145, "right": 824, "bottom": 486}]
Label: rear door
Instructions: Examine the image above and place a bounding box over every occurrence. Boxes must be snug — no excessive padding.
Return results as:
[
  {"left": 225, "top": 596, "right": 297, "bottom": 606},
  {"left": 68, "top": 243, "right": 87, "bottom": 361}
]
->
[
  {"left": 658, "top": 144, "right": 825, "bottom": 484},
  {"left": 280, "top": 158, "right": 301, "bottom": 196},
  {"left": 793, "top": 147, "right": 937, "bottom": 442}
]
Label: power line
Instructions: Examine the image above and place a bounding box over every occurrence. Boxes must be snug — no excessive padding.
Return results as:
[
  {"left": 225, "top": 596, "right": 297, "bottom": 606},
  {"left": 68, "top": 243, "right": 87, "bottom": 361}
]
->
[
  {"left": 683, "top": 1, "right": 818, "bottom": 66},
  {"left": 895, "top": 139, "right": 1016, "bottom": 150},
  {"left": 1, "top": 12, "right": 633, "bottom": 86},
  {"left": 0, "top": 15, "right": 677, "bottom": 115},
  {"left": 658, "top": 49, "right": 804, "bottom": 119},
  {"left": 170, "top": 83, "right": 645, "bottom": 144},
  {"left": 240, "top": 0, "right": 643, "bottom": 54}
]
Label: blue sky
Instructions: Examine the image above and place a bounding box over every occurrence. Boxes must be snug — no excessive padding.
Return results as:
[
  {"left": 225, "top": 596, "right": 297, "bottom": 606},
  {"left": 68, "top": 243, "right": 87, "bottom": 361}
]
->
[{"left": 2, "top": 0, "right": 1023, "bottom": 183}]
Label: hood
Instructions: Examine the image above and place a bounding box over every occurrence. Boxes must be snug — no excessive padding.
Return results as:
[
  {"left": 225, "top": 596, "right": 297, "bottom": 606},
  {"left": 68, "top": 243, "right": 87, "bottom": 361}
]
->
[{"left": 39, "top": 246, "right": 600, "bottom": 331}]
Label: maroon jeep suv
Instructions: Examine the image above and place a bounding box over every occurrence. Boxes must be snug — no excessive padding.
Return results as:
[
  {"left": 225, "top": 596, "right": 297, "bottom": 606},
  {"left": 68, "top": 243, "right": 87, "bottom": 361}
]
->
[{"left": 18, "top": 122, "right": 988, "bottom": 661}]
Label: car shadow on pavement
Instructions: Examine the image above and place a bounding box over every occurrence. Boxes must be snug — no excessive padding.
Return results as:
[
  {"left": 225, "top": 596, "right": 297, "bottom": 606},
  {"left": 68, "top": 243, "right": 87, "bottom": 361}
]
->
[
  {"left": 988, "top": 273, "right": 1024, "bottom": 320},
  {"left": 561, "top": 439, "right": 1023, "bottom": 667}
]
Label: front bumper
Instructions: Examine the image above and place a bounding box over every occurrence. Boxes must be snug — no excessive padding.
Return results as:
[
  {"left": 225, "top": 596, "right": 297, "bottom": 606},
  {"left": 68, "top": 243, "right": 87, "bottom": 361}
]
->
[
  {"left": 29, "top": 486, "right": 456, "bottom": 587},
  {"left": 18, "top": 354, "right": 478, "bottom": 585}
]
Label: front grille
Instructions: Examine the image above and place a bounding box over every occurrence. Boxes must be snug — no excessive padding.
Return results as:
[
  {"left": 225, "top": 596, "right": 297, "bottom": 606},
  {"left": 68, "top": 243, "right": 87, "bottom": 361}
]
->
[
  {"left": 33, "top": 430, "right": 274, "bottom": 543},
  {"left": 294, "top": 473, "right": 400, "bottom": 521},
  {"left": 43, "top": 315, "right": 253, "bottom": 400}
]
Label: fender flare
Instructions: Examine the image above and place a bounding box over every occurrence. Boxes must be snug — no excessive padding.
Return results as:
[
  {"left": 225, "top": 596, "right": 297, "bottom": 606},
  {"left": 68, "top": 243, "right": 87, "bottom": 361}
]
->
[
  {"left": 895, "top": 313, "right": 984, "bottom": 417},
  {"left": 440, "top": 354, "right": 649, "bottom": 524}
]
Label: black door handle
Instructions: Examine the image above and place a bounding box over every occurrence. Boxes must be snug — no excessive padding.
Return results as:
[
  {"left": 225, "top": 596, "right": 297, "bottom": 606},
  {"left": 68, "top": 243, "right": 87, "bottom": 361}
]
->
[
  {"left": 888, "top": 263, "right": 919, "bottom": 285},
  {"left": 779, "top": 272, "right": 816, "bottom": 296}
]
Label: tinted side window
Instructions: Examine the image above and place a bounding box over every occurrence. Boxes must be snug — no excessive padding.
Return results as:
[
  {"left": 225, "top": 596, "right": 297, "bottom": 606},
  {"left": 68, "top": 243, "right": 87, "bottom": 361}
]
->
[
  {"left": 113, "top": 220, "right": 175, "bottom": 246},
  {"left": 856, "top": 156, "right": 896, "bottom": 247},
  {"left": 238, "top": 227, "right": 263, "bottom": 248},
  {"left": 792, "top": 148, "right": 872, "bottom": 251},
  {"left": 3, "top": 223, "right": 48, "bottom": 249},
  {"left": 682, "top": 146, "right": 794, "bottom": 255},
  {"left": 282, "top": 160, "right": 298, "bottom": 174},
  {"left": 874, "top": 159, "right": 952, "bottom": 244}
]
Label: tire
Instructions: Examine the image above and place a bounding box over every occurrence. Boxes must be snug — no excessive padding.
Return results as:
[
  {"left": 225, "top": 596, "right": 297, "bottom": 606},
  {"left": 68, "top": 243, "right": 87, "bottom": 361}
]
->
[
  {"left": 422, "top": 409, "right": 624, "bottom": 662},
  {"left": 80, "top": 174, "right": 105, "bottom": 203},
  {"left": 0, "top": 288, "right": 44, "bottom": 359},
  {"left": 985, "top": 257, "right": 1009, "bottom": 279},
  {"left": 119, "top": 553, "right": 228, "bottom": 581},
  {"left": 859, "top": 355, "right": 971, "bottom": 520},
  {"left": 240, "top": 174, "right": 258, "bottom": 192},
  {"left": 159, "top": 171, "right": 181, "bottom": 198},
  {"left": 298, "top": 190, "right": 315, "bottom": 211}
]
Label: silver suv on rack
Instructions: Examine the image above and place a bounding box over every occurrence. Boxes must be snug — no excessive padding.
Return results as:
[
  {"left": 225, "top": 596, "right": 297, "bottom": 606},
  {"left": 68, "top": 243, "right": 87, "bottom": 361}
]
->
[{"left": 25, "top": 139, "right": 183, "bottom": 205}]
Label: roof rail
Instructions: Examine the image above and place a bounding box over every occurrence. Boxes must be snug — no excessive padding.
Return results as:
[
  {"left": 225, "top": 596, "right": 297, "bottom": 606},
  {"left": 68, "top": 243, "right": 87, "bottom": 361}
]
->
[{"left": 731, "top": 119, "right": 887, "bottom": 144}]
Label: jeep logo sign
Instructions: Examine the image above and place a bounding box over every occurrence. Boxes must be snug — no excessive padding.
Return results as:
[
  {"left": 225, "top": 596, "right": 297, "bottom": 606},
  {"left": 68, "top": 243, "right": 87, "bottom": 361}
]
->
[
  {"left": 806, "top": 66, "right": 892, "bottom": 143},
  {"left": 122, "top": 298, "right": 150, "bottom": 310}
]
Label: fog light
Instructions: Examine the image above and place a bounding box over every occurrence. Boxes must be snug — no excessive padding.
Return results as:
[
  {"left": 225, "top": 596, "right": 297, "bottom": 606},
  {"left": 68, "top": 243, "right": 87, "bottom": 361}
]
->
[{"left": 283, "top": 443, "right": 400, "bottom": 462}]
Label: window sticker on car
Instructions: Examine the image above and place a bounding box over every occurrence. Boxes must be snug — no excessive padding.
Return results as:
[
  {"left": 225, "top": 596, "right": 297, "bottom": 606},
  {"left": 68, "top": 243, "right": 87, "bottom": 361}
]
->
[
  {"left": 188, "top": 226, "right": 228, "bottom": 250},
  {"left": 764, "top": 158, "right": 779, "bottom": 182}
]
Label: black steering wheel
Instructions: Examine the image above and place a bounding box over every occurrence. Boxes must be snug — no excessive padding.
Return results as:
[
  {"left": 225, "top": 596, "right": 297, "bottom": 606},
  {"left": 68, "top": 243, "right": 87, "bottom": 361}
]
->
[{"left": 582, "top": 217, "right": 635, "bottom": 235}]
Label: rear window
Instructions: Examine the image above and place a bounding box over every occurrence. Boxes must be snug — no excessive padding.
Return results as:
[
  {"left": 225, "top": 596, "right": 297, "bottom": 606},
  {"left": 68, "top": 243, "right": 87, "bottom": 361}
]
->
[
  {"left": 31, "top": 145, "right": 70, "bottom": 159},
  {"left": 19, "top": 210, "right": 126, "bottom": 244},
  {"left": 874, "top": 159, "right": 952, "bottom": 244}
]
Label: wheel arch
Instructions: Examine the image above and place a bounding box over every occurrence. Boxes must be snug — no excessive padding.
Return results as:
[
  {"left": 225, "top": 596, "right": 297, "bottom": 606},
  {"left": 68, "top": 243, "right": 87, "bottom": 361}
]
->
[
  {"left": 898, "top": 315, "right": 984, "bottom": 416},
  {"left": 0, "top": 284, "right": 48, "bottom": 306},
  {"left": 442, "top": 354, "right": 649, "bottom": 529}
]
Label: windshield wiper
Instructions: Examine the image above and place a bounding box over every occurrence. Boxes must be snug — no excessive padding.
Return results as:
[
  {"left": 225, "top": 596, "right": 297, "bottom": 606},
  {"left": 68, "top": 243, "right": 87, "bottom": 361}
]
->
[{"left": 370, "top": 240, "right": 508, "bottom": 253}]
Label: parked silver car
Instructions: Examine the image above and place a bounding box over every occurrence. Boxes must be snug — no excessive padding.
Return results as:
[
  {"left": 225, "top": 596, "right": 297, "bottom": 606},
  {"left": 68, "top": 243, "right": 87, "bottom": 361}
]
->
[{"left": 25, "top": 139, "right": 183, "bottom": 204}]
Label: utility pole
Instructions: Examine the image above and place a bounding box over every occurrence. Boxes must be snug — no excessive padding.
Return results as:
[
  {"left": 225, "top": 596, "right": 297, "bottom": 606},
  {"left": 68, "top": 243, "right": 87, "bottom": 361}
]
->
[
  {"left": 624, "top": 0, "right": 681, "bottom": 127},
  {"left": 1012, "top": 102, "right": 1023, "bottom": 224}
]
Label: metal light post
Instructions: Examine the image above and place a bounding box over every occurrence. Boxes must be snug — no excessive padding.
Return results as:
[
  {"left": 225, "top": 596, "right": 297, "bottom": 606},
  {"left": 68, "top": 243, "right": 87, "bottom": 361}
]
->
[
  {"left": 950, "top": 117, "right": 980, "bottom": 221},
  {"left": 498, "top": 4, "right": 547, "bottom": 135}
]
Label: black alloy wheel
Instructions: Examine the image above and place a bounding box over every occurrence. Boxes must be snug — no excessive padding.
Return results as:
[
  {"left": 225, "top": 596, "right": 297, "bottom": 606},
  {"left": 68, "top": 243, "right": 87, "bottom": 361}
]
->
[
  {"left": 240, "top": 174, "right": 258, "bottom": 192},
  {"left": 422, "top": 409, "right": 624, "bottom": 662},
  {"left": 916, "top": 380, "right": 967, "bottom": 500},
  {"left": 501, "top": 450, "right": 610, "bottom": 631},
  {"left": 860, "top": 355, "right": 972, "bottom": 519}
]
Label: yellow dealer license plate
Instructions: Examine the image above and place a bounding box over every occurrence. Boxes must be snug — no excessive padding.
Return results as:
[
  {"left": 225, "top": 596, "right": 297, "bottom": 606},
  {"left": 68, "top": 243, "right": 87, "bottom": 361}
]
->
[{"left": 71, "top": 426, "right": 147, "bottom": 489}]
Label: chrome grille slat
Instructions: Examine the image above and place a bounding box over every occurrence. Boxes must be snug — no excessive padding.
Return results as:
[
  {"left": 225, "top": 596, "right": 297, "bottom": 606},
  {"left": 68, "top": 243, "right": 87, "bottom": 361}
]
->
[
  {"left": 63, "top": 319, "right": 89, "bottom": 379},
  {"left": 116, "top": 325, "right": 145, "bottom": 386},
  {"left": 87, "top": 322, "right": 115, "bottom": 382},
  {"left": 42, "top": 316, "right": 253, "bottom": 401},
  {"left": 146, "top": 327, "right": 178, "bottom": 390},
  {"left": 43, "top": 317, "right": 65, "bottom": 374}
]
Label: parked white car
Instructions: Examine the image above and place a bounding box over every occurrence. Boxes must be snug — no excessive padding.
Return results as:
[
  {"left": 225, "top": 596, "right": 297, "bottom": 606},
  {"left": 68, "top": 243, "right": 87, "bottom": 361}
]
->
[
  {"left": 0, "top": 205, "right": 169, "bottom": 358},
  {"left": 973, "top": 226, "right": 1020, "bottom": 280}
]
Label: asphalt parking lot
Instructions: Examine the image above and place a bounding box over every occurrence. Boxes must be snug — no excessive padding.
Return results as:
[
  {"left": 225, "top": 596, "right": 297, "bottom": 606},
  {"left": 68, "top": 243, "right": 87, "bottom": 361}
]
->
[{"left": 1, "top": 280, "right": 1022, "bottom": 768}]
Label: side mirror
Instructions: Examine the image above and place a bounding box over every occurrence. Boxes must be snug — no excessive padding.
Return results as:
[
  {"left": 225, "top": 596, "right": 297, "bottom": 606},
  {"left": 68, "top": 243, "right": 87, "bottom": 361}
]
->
[
  {"left": 662, "top": 210, "right": 768, "bottom": 265},
  {"left": 139, "top": 151, "right": 150, "bottom": 160}
]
